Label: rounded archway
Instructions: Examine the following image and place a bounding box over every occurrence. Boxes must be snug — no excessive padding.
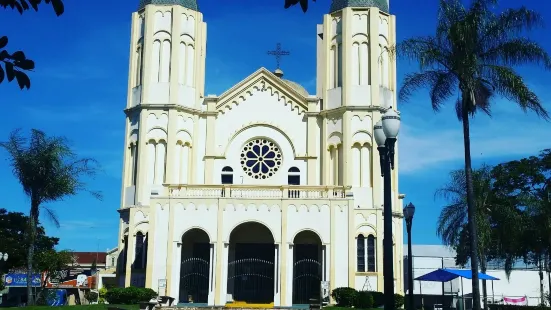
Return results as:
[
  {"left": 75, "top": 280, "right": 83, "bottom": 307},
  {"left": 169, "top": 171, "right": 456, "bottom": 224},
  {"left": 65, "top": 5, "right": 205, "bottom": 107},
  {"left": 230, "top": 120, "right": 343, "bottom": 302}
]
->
[
  {"left": 179, "top": 228, "right": 211, "bottom": 304},
  {"left": 292, "top": 230, "right": 323, "bottom": 305},
  {"left": 227, "top": 222, "right": 275, "bottom": 304}
]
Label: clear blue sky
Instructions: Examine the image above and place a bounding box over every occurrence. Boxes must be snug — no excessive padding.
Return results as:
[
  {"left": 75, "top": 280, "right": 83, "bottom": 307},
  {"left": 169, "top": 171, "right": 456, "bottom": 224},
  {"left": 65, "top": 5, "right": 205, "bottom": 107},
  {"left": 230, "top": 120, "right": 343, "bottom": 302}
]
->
[{"left": 0, "top": 0, "right": 550, "bottom": 252}]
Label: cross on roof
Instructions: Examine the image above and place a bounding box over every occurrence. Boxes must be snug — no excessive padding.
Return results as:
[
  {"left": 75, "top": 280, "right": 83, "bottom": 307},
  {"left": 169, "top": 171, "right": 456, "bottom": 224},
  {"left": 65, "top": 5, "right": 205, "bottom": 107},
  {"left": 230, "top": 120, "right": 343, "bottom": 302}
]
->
[{"left": 267, "top": 43, "right": 290, "bottom": 69}]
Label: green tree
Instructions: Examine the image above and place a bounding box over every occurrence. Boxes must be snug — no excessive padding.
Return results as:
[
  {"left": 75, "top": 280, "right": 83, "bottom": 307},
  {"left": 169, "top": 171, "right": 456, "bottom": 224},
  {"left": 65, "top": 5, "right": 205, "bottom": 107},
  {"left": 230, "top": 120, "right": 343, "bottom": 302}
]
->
[
  {"left": 492, "top": 149, "right": 551, "bottom": 304},
  {"left": 436, "top": 165, "right": 511, "bottom": 308},
  {"left": 397, "top": 1, "right": 551, "bottom": 308},
  {"left": 0, "top": 208, "right": 59, "bottom": 271},
  {"left": 0, "top": 0, "right": 64, "bottom": 89},
  {"left": 35, "top": 249, "right": 76, "bottom": 287},
  {"left": 0, "top": 129, "right": 101, "bottom": 305}
]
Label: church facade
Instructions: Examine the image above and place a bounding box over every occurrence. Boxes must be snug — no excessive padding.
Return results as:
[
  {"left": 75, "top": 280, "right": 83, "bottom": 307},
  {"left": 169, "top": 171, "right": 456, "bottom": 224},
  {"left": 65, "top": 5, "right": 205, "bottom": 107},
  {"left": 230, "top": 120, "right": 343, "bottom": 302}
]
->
[{"left": 116, "top": 0, "right": 404, "bottom": 306}]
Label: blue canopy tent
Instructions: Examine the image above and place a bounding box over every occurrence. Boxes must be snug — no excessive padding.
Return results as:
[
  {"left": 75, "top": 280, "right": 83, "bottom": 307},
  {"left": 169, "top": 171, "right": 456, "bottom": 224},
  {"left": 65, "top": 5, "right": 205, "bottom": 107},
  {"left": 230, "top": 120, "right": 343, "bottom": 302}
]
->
[{"left": 415, "top": 269, "right": 500, "bottom": 310}]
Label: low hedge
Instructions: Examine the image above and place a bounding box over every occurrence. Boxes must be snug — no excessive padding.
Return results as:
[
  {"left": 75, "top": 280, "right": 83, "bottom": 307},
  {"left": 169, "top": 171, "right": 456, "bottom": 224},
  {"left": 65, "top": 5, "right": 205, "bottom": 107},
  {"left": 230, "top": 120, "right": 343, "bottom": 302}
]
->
[
  {"left": 331, "top": 287, "right": 404, "bottom": 309},
  {"left": 104, "top": 287, "right": 158, "bottom": 305}
]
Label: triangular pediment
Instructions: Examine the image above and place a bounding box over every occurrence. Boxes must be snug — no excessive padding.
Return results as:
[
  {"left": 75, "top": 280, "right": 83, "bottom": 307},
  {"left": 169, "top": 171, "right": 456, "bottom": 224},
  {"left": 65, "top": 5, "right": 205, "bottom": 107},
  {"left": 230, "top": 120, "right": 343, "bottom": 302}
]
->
[{"left": 215, "top": 67, "right": 309, "bottom": 114}]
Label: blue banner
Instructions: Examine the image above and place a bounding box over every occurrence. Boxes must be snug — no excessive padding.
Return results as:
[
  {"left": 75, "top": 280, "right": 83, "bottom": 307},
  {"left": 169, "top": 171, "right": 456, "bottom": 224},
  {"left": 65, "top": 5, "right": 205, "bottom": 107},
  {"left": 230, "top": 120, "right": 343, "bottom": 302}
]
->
[{"left": 3, "top": 273, "right": 41, "bottom": 287}]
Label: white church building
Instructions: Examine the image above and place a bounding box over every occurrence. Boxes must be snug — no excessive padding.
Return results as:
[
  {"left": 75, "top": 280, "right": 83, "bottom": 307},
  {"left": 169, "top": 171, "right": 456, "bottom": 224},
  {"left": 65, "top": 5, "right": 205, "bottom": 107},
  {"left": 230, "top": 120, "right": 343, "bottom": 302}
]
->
[{"left": 116, "top": 0, "right": 404, "bottom": 306}]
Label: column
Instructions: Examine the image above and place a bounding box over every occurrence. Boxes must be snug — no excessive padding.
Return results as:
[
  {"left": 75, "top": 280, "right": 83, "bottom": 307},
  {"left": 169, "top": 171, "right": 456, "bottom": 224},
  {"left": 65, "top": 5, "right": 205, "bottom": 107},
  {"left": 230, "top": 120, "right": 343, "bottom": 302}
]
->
[
  {"left": 219, "top": 243, "right": 229, "bottom": 305},
  {"left": 286, "top": 244, "right": 294, "bottom": 306},
  {"left": 208, "top": 243, "right": 216, "bottom": 305},
  {"left": 273, "top": 244, "right": 281, "bottom": 306},
  {"left": 125, "top": 208, "right": 137, "bottom": 287}
]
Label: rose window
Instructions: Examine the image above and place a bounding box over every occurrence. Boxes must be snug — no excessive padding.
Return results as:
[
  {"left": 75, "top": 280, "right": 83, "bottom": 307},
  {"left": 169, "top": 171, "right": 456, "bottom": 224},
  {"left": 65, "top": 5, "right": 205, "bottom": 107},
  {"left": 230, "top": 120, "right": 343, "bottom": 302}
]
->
[{"left": 240, "top": 139, "right": 282, "bottom": 179}]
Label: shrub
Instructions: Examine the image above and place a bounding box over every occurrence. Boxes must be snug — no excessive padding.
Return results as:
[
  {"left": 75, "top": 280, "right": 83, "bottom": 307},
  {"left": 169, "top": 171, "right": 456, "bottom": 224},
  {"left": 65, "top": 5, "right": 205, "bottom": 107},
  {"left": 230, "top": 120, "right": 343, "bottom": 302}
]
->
[
  {"left": 104, "top": 287, "right": 158, "bottom": 304},
  {"left": 368, "top": 291, "right": 384, "bottom": 307},
  {"left": 395, "top": 293, "right": 405, "bottom": 309},
  {"left": 354, "top": 291, "right": 374, "bottom": 309},
  {"left": 85, "top": 291, "right": 99, "bottom": 302},
  {"left": 331, "top": 287, "right": 357, "bottom": 307}
]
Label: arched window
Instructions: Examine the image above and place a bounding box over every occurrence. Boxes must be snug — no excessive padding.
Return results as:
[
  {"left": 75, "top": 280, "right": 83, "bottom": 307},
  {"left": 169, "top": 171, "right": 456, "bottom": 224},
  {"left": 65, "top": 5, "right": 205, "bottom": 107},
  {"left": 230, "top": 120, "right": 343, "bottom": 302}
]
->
[
  {"left": 367, "top": 235, "right": 376, "bottom": 272},
  {"left": 221, "top": 166, "right": 233, "bottom": 184},
  {"left": 357, "top": 234, "right": 366, "bottom": 272},
  {"left": 288, "top": 167, "right": 300, "bottom": 185},
  {"left": 134, "top": 232, "right": 145, "bottom": 269}
]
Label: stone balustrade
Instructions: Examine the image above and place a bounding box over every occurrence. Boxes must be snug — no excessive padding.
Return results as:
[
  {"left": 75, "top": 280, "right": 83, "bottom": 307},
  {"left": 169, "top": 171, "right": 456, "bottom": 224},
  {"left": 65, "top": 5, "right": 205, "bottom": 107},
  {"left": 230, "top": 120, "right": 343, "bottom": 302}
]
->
[{"left": 164, "top": 184, "right": 350, "bottom": 199}]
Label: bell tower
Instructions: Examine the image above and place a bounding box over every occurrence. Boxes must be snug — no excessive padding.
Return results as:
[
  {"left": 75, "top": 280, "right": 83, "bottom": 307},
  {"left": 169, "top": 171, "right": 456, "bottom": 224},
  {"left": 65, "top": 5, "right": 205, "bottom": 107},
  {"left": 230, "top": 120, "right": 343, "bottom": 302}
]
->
[
  {"left": 317, "top": 0, "right": 402, "bottom": 293},
  {"left": 118, "top": 0, "right": 207, "bottom": 288}
]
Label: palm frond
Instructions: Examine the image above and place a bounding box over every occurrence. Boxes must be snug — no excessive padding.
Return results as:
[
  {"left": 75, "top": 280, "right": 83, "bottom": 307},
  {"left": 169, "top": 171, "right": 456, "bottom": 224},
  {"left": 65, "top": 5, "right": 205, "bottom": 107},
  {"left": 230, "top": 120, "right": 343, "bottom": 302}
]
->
[
  {"left": 436, "top": 0, "right": 467, "bottom": 45},
  {"left": 482, "top": 7, "right": 544, "bottom": 44},
  {"left": 482, "top": 38, "right": 551, "bottom": 68},
  {"left": 397, "top": 37, "right": 451, "bottom": 71},
  {"left": 399, "top": 70, "right": 457, "bottom": 111},
  {"left": 42, "top": 206, "right": 60, "bottom": 229},
  {"left": 482, "top": 65, "right": 550, "bottom": 120},
  {"left": 455, "top": 80, "right": 494, "bottom": 120}
]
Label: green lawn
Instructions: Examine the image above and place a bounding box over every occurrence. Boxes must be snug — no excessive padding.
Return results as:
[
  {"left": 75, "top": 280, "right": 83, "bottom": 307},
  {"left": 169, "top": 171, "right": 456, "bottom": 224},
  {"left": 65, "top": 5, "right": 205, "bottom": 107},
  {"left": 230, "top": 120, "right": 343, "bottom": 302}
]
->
[{"left": 5, "top": 305, "right": 139, "bottom": 310}]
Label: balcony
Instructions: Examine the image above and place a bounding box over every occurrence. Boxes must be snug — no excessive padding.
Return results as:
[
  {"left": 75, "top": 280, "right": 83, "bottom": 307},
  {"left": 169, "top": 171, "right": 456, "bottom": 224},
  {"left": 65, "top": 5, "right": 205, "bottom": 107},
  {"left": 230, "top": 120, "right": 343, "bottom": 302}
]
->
[{"left": 165, "top": 184, "right": 351, "bottom": 200}]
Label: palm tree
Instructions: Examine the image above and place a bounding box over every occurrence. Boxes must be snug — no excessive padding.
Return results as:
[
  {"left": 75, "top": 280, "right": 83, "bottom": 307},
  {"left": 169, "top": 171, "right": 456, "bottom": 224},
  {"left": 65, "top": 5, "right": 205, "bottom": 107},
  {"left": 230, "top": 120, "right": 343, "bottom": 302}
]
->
[
  {"left": 436, "top": 165, "right": 516, "bottom": 309},
  {"left": 398, "top": 0, "right": 551, "bottom": 308},
  {"left": 0, "top": 129, "right": 101, "bottom": 305}
]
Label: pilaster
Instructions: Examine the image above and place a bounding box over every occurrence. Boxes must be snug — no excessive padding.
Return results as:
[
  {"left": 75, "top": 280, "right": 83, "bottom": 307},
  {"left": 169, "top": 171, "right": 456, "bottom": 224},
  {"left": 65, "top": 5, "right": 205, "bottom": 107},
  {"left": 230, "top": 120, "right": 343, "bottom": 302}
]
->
[
  {"left": 165, "top": 202, "right": 176, "bottom": 295},
  {"left": 169, "top": 6, "right": 182, "bottom": 104},
  {"left": 280, "top": 203, "right": 288, "bottom": 305},
  {"left": 125, "top": 208, "right": 137, "bottom": 287},
  {"left": 135, "top": 111, "right": 149, "bottom": 205},
  {"left": 214, "top": 202, "right": 224, "bottom": 305},
  {"left": 306, "top": 100, "right": 318, "bottom": 185},
  {"left": 204, "top": 99, "right": 216, "bottom": 183},
  {"left": 166, "top": 110, "right": 178, "bottom": 183},
  {"left": 145, "top": 204, "right": 156, "bottom": 288},
  {"left": 141, "top": 5, "right": 155, "bottom": 104},
  {"left": 369, "top": 8, "right": 380, "bottom": 104}
]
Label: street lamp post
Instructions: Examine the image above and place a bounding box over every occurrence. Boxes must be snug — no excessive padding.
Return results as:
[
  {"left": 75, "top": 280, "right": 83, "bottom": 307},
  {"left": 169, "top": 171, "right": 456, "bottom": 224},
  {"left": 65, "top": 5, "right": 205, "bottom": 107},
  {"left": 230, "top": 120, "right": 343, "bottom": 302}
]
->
[
  {"left": 404, "top": 203, "right": 416, "bottom": 310},
  {"left": 374, "top": 107, "right": 401, "bottom": 310}
]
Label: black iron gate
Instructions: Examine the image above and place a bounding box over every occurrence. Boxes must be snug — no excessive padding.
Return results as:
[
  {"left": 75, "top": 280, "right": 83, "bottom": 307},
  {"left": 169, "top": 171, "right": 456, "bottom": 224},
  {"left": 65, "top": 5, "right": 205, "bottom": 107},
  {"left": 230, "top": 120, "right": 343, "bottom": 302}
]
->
[
  {"left": 293, "top": 244, "right": 322, "bottom": 304},
  {"left": 179, "top": 244, "right": 210, "bottom": 304},
  {"left": 228, "top": 243, "right": 275, "bottom": 304}
]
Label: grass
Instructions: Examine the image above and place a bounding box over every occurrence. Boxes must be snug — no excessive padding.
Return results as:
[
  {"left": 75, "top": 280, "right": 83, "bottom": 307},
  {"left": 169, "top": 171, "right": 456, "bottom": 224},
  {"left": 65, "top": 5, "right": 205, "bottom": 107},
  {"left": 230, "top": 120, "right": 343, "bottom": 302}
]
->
[{"left": 5, "top": 305, "right": 139, "bottom": 310}]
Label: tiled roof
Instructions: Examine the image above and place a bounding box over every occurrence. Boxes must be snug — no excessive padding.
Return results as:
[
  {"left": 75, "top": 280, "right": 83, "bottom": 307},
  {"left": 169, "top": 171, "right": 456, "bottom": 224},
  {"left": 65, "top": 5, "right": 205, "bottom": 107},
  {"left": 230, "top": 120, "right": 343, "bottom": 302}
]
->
[
  {"left": 329, "top": 0, "right": 389, "bottom": 13},
  {"left": 138, "top": 0, "right": 198, "bottom": 11},
  {"left": 73, "top": 252, "right": 107, "bottom": 265}
]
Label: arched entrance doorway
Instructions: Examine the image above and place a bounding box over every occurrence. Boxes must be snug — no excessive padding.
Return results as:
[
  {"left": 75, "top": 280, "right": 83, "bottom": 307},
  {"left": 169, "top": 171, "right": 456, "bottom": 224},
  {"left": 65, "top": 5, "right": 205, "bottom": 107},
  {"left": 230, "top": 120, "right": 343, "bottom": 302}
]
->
[
  {"left": 227, "top": 222, "right": 275, "bottom": 304},
  {"left": 179, "top": 228, "right": 211, "bottom": 304},
  {"left": 292, "top": 230, "right": 322, "bottom": 305}
]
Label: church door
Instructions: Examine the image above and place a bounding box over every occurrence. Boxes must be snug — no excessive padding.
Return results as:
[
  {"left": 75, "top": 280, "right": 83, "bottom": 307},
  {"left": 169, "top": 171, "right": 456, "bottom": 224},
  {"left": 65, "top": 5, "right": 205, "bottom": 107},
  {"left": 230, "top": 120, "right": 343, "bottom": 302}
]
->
[
  {"left": 292, "top": 231, "right": 322, "bottom": 305},
  {"left": 227, "top": 222, "right": 275, "bottom": 305},
  {"left": 179, "top": 229, "right": 211, "bottom": 304}
]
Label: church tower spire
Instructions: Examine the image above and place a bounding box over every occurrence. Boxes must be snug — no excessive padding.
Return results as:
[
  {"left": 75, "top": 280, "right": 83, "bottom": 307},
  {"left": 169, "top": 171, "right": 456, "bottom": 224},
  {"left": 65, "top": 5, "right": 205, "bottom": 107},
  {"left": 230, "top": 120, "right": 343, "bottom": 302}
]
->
[
  {"left": 118, "top": 0, "right": 207, "bottom": 288},
  {"left": 316, "top": 0, "right": 400, "bottom": 292}
]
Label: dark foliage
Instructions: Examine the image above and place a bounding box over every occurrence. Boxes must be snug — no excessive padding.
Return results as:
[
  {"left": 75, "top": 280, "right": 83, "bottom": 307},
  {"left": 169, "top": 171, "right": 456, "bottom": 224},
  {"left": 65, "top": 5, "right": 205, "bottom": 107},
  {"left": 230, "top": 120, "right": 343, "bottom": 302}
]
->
[
  {"left": 395, "top": 293, "right": 405, "bottom": 309},
  {"left": 0, "top": 208, "right": 59, "bottom": 271},
  {"left": 284, "top": 0, "right": 315, "bottom": 12},
  {"left": 0, "top": 0, "right": 64, "bottom": 90},
  {"left": 331, "top": 287, "right": 357, "bottom": 307},
  {"left": 369, "top": 291, "right": 384, "bottom": 307},
  {"left": 104, "top": 287, "right": 158, "bottom": 305},
  {"left": 354, "top": 291, "right": 374, "bottom": 309}
]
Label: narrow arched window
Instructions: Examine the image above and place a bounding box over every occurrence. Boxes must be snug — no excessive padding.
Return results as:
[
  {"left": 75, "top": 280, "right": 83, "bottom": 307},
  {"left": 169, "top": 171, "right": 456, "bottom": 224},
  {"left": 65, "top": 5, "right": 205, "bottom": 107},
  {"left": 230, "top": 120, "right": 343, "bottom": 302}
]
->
[
  {"left": 134, "top": 232, "right": 144, "bottom": 269},
  {"left": 288, "top": 167, "right": 300, "bottom": 185},
  {"left": 367, "top": 235, "right": 376, "bottom": 272},
  {"left": 221, "top": 166, "right": 233, "bottom": 184},
  {"left": 357, "top": 234, "right": 365, "bottom": 272}
]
